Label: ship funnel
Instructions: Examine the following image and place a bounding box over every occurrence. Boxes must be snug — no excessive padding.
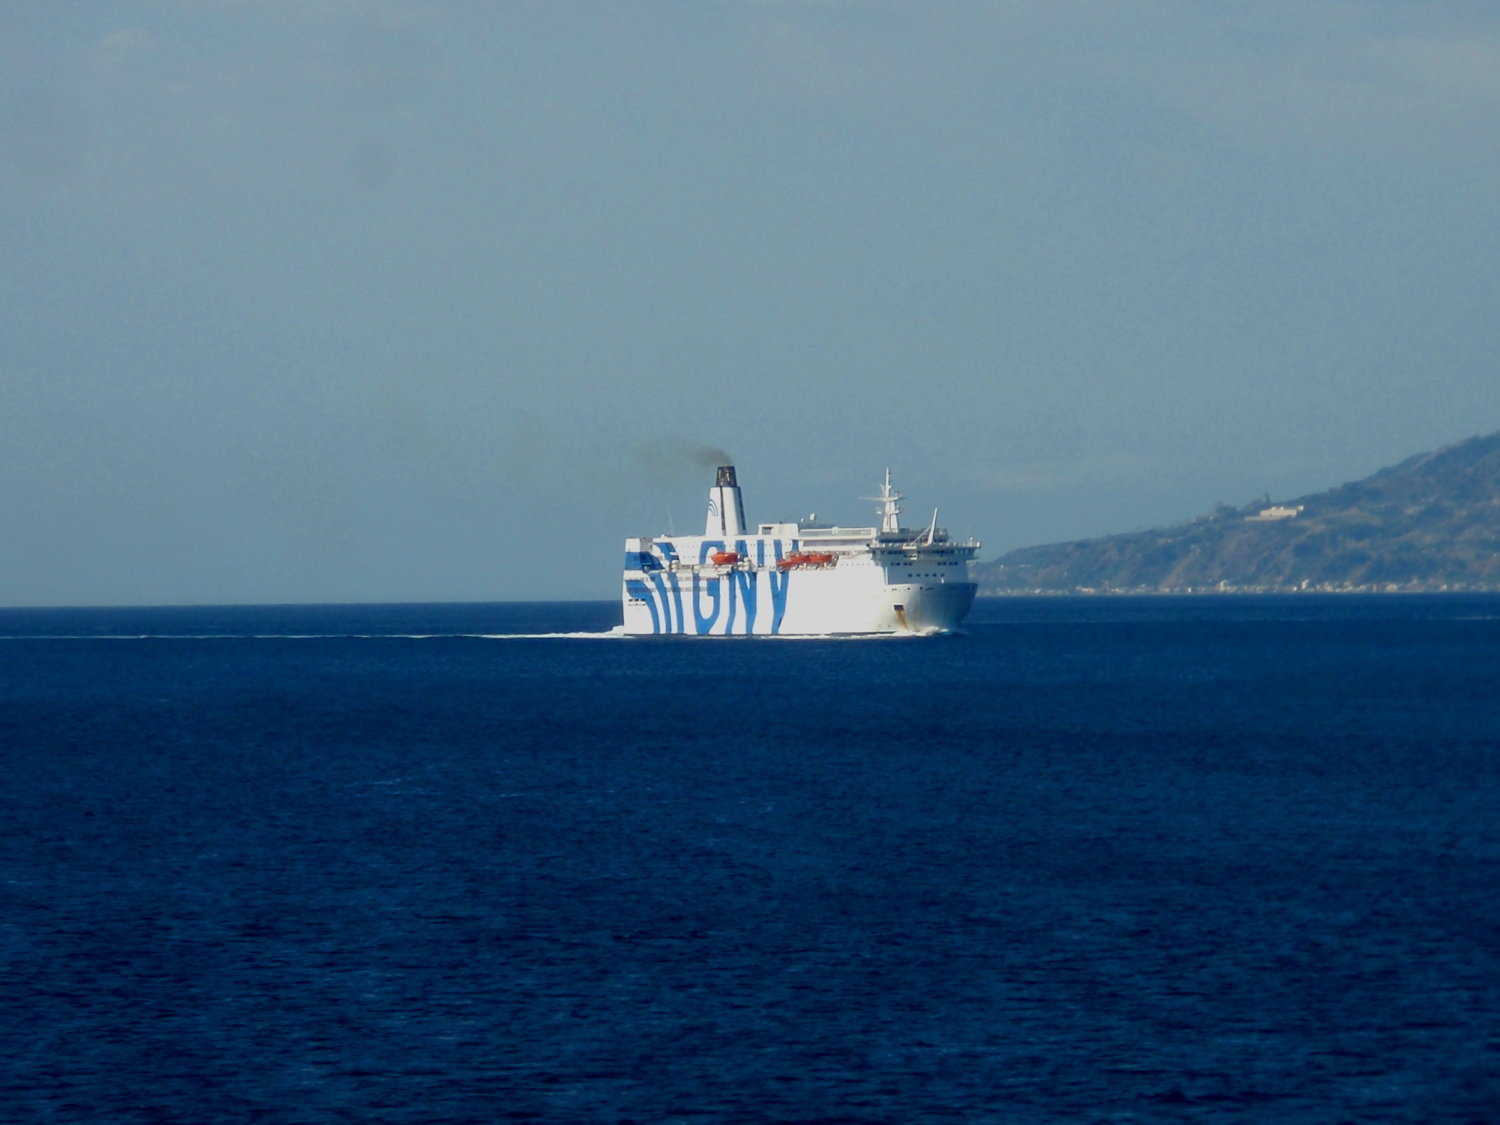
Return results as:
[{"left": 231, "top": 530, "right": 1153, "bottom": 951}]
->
[{"left": 706, "top": 465, "right": 748, "bottom": 537}]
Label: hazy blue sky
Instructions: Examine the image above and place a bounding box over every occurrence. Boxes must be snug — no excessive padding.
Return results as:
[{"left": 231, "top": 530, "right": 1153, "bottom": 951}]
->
[{"left": 4, "top": 2, "right": 1498, "bottom": 604}]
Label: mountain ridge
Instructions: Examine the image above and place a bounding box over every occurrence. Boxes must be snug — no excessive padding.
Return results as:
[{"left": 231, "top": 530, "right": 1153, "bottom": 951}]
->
[{"left": 975, "top": 431, "right": 1500, "bottom": 593}]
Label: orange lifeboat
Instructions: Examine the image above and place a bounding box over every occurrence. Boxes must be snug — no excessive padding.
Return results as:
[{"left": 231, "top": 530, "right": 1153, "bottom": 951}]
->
[
  {"left": 711, "top": 550, "right": 740, "bottom": 566},
  {"left": 776, "top": 551, "right": 835, "bottom": 569}
]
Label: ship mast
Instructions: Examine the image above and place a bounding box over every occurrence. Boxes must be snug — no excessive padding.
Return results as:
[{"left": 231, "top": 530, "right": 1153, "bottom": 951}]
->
[{"left": 867, "top": 468, "right": 902, "bottom": 534}]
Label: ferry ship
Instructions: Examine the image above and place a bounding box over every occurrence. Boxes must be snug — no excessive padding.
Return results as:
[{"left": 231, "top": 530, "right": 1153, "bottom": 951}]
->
[{"left": 622, "top": 466, "right": 980, "bottom": 635}]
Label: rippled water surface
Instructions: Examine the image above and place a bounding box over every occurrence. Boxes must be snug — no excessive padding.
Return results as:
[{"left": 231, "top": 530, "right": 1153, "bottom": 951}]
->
[{"left": 2, "top": 597, "right": 1498, "bottom": 1123}]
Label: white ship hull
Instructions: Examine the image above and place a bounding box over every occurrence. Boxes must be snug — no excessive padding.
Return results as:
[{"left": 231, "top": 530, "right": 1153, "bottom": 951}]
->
[{"left": 622, "top": 466, "right": 979, "bottom": 636}]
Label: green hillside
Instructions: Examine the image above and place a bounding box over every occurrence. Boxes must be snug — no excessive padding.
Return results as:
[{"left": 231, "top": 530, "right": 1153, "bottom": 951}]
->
[{"left": 976, "top": 432, "right": 1500, "bottom": 593}]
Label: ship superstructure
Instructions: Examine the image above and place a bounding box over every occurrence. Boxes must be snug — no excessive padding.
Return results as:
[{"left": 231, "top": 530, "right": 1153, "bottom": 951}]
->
[{"left": 622, "top": 466, "right": 980, "bottom": 635}]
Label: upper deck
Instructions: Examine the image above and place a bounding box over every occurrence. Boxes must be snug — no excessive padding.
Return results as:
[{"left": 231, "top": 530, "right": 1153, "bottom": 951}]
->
[{"left": 629, "top": 464, "right": 980, "bottom": 566}]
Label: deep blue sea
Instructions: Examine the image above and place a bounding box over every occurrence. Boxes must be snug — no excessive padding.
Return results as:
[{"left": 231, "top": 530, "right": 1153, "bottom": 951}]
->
[{"left": 3, "top": 596, "right": 1498, "bottom": 1124}]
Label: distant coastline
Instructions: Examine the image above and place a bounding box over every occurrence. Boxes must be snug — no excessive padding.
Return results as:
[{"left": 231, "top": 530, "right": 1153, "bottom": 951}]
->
[
  {"left": 976, "top": 432, "right": 1500, "bottom": 596},
  {"left": 981, "top": 584, "right": 1500, "bottom": 596}
]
